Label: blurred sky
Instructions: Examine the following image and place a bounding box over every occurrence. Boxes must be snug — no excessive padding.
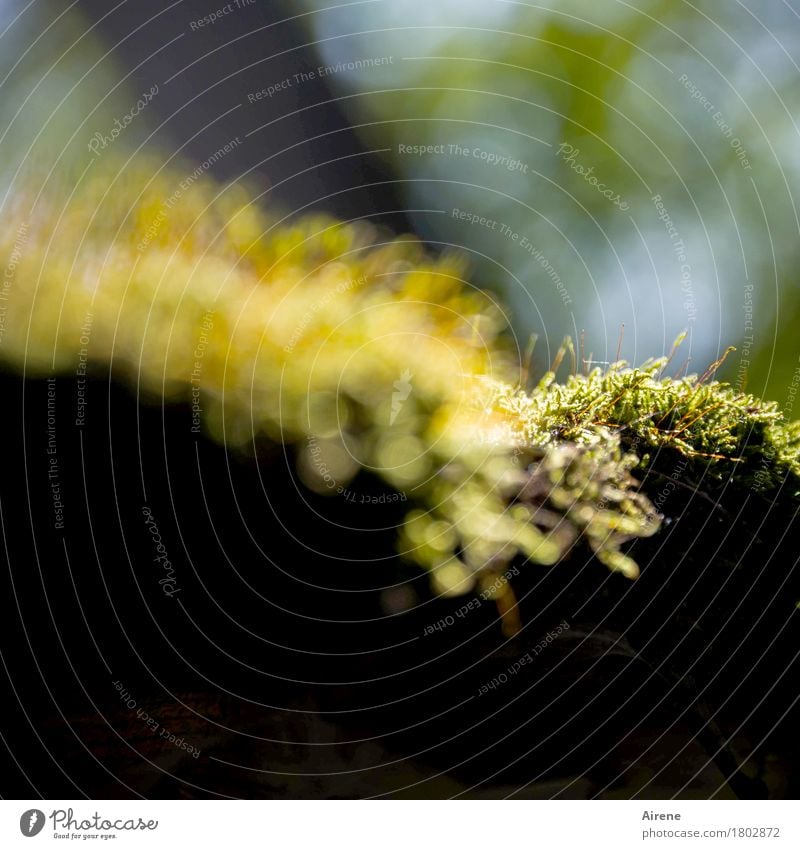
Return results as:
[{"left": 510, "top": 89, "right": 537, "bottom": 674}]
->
[{"left": 295, "top": 0, "right": 800, "bottom": 400}]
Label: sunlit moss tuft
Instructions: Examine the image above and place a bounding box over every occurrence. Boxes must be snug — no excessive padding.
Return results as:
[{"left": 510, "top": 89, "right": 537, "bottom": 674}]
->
[{"left": 480, "top": 349, "right": 800, "bottom": 489}]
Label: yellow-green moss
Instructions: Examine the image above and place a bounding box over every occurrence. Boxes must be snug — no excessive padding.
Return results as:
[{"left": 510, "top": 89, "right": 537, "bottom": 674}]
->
[{"left": 2, "top": 156, "right": 798, "bottom": 601}]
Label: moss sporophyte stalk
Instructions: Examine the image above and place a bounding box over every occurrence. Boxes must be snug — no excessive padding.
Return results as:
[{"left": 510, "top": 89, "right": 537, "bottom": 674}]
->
[{"left": 3, "top": 155, "right": 799, "bottom": 634}]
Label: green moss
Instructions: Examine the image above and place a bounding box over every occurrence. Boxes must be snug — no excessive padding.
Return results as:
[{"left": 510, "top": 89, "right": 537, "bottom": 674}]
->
[
  {"left": 484, "top": 342, "right": 800, "bottom": 488},
  {"left": 2, "top": 155, "right": 798, "bottom": 606},
  {"left": 404, "top": 340, "right": 800, "bottom": 601}
]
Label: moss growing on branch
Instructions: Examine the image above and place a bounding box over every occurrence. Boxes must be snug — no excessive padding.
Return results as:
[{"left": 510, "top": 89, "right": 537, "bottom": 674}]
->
[{"left": 2, "top": 155, "right": 799, "bottom": 616}]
